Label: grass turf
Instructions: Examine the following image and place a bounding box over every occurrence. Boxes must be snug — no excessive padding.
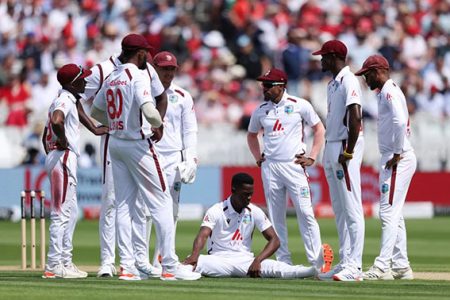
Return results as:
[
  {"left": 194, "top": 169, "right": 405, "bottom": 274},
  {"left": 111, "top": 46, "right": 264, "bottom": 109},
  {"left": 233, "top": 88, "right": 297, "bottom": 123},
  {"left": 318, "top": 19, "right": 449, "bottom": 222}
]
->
[{"left": 0, "top": 218, "right": 449, "bottom": 300}]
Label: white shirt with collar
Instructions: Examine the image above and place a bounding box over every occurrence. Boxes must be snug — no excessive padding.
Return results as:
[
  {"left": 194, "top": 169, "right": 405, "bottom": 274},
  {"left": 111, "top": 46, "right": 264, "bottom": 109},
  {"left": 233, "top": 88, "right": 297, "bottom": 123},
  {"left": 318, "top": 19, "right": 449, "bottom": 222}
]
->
[
  {"left": 93, "top": 63, "right": 154, "bottom": 140},
  {"left": 45, "top": 89, "right": 80, "bottom": 156},
  {"left": 248, "top": 91, "right": 321, "bottom": 161},
  {"left": 81, "top": 55, "right": 164, "bottom": 115},
  {"left": 377, "top": 79, "right": 413, "bottom": 155},
  {"left": 201, "top": 198, "right": 272, "bottom": 256},
  {"left": 325, "top": 66, "right": 363, "bottom": 142},
  {"left": 154, "top": 83, "right": 197, "bottom": 154}
]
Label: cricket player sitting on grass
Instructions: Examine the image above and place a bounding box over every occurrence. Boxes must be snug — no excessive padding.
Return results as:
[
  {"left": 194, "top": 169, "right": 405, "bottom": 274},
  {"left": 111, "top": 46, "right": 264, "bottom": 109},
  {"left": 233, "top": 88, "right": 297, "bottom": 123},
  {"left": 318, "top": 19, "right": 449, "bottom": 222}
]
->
[{"left": 183, "top": 173, "right": 333, "bottom": 278}]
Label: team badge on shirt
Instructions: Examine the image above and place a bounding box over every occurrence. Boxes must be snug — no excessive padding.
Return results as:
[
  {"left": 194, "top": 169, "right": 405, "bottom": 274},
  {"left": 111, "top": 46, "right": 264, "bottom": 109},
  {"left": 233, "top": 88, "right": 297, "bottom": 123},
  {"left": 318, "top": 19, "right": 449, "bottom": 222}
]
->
[
  {"left": 169, "top": 94, "right": 178, "bottom": 103},
  {"left": 336, "top": 170, "right": 344, "bottom": 180},
  {"left": 284, "top": 105, "right": 294, "bottom": 114},
  {"left": 381, "top": 183, "right": 389, "bottom": 194},
  {"left": 242, "top": 214, "right": 252, "bottom": 224}
]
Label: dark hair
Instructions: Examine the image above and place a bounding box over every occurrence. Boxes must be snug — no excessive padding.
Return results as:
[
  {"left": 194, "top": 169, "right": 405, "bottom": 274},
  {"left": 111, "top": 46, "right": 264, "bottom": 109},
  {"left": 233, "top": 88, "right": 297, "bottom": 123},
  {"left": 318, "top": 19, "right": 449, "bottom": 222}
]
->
[
  {"left": 119, "top": 48, "right": 140, "bottom": 62},
  {"left": 231, "top": 173, "right": 254, "bottom": 189}
]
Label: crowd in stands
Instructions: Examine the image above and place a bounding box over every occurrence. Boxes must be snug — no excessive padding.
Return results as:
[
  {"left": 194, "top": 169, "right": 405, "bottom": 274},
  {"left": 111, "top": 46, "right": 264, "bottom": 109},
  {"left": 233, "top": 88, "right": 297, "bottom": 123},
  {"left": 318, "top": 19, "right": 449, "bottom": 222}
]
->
[{"left": 0, "top": 0, "right": 449, "bottom": 170}]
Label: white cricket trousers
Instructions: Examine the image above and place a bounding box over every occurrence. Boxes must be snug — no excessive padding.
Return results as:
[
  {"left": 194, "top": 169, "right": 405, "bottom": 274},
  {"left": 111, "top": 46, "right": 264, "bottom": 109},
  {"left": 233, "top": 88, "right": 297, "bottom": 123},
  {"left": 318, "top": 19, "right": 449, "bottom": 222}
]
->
[
  {"left": 108, "top": 136, "right": 179, "bottom": 272},
  {"left": 261, "top": 159, "right": 322, "bottom": 267},
  {"left": 99, "top": 134, "right": 149, "bottom": 268},
  {"left": 196, "top": 253, "right": 316, "bottom": 278},
  {"left": 132, "top": 150, "right": 183, "bottom": 267},
  {"left": 99, "top": 134, "right": 116, "bottom": 267},
  {"left": 374, "top": 150, "right": 416, "bottom": 271},
  {"left": 150, "top": 150, "right": 183, "bottom": 265},
  {"left": 323, "top": 137, "right": 365, "bottom": 269},
  {"left": 45, "top": 149, "right": 78, "bottom": 268}
]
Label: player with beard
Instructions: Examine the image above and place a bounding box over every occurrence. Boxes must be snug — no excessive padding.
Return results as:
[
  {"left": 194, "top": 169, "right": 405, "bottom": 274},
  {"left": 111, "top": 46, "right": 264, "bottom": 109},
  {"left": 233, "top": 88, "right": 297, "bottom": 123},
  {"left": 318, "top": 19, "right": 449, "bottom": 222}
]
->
[
  {"left": 90, "top": 35, "right": 201, "bottom": 281},
  {"left": 247, "top": 68, "right": 333, "bottom": 274}
]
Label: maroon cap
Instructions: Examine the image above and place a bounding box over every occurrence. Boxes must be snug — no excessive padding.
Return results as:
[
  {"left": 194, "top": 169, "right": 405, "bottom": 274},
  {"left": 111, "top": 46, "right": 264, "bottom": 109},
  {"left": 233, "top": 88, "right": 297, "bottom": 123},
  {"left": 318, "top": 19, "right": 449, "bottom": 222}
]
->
[
  {"left": 57, "top": 64, "right": 92, "bottom": 86},
  {"left": 121, "top": 33, "right": 152, "bottom": 51},
  {"left": 153, "top": 51, "right": 178, "bottom": 67},
  {"left": 355, "top": 55, "right": 389, "bottom": 76},
  {"left": 312, "top": 40, "right": 347, "bottom": 58},
  {"left": 256, "top": 68, "right": 287, "bottom": 83}
]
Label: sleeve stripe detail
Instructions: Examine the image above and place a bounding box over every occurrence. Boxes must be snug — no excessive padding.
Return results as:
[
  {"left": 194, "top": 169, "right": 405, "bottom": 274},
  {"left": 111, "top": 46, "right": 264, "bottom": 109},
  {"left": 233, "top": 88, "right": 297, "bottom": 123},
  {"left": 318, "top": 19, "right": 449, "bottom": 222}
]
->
[
  {"left": 125, "top": 68, "right": 133, "bottom": 80},
  {"left": 94, "top": 64, "right": 104, "bottom": 96}
]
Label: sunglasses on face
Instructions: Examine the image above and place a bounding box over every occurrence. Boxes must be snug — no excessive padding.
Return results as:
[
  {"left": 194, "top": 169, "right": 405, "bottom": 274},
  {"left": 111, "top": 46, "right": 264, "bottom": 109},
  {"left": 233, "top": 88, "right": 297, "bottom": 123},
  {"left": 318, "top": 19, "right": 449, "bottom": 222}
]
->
[
  {"left": 70, "top": 65, "right": 84, "bottom": 84},
  {"left": 262, "top": 82, "right": 285, "bottom": 89}
]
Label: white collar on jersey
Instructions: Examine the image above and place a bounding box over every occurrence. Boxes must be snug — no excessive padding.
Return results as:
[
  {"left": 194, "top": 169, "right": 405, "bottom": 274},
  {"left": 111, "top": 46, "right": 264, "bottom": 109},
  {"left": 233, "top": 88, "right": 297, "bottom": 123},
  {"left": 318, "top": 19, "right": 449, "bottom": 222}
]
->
[
  {"left": 378, "top": 78, "right": 394, "bottom": 96},
  {"left": 59, "top": 88, "right": 77, "bottom": 104},
  {"left": 224, "top": 197, "right": 250, "bottom": 215},
  {"left": 269, "top": 90, "right": 288, "bottom": 107},
  {"left": 334, "top": 65, "right": 351, "bottom": 83}
]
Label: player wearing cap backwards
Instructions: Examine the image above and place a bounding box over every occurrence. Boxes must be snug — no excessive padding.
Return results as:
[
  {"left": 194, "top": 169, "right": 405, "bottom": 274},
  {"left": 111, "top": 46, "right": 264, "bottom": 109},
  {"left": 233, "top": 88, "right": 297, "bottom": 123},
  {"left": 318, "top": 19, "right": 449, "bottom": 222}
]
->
[
  {"left": 184, "top": 173, "right": 322, "bottom": 278},
  {"left": 247, "top": 68, "right": 333, "bottom": 275},
  {"left": 90, "top": 35, "right": 201, "bottom": 281},
  {"left": 42, "top": 64, "right": 108, "bottom": 279},
  {"left": 312, "top": 40, "right": 365, "bottom": 281},
  {"left": 134, "top": 51, "right": 198, "bottom": 270},
  {"left": 355, "top": 55, "right": 416, "bottom": 281},
  {"left": 80, "top": 33, "right": 168, "bottom": 278}
]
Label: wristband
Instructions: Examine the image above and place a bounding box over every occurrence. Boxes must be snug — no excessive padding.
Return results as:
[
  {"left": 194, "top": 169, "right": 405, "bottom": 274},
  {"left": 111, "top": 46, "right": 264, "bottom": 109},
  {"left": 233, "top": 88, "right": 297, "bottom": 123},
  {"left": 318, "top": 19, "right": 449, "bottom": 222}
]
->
[{"left": 343, "top": 150, "right": 353, "bottom": 159}]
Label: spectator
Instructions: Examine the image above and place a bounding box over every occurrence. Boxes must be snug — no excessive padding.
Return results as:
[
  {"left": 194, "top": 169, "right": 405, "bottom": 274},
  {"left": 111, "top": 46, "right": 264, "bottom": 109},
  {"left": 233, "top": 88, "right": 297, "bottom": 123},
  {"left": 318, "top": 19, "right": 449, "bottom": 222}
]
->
[
  {"left": 0, "top": 0, "right": 448, "bottom": 171},
  {"left": 1, "top": 72, "right": 32, "bottom": 128},
  {"left": 282, "top": 28, "right": 310, "bottom": 97}
]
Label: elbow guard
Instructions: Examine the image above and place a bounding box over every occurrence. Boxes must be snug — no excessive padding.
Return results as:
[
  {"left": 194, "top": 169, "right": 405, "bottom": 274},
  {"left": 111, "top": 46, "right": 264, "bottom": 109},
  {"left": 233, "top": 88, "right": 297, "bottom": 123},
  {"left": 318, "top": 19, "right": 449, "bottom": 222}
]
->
[{"left": 142, "top": 102, "right": 162, "bottom": 128}]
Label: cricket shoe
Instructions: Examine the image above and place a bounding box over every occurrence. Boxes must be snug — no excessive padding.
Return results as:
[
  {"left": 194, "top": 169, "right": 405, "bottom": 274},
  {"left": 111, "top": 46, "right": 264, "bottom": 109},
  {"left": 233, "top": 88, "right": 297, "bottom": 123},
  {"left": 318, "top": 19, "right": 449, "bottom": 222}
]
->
[
  {"left": 392, "top": 267, "right": 414, "bottom": 280},
  {"left": 160, "top": 264, "right": 201, "bottom": 281},
  {"left": 118, "top": 267, "right": 142, "bottom": 281},
  {"left": 64, "top": 263, "right": 88, "bottom": 278},
  {"left": 317, "top": 264, "right": 343, "bottom": 281},
  {"left": 320, "top": 244, "right": 334, "bottom": 273},
  {"left": 333, "top": 266, "right": 363, "bottom": 282},
  {"left": 97, "top": 264, "right": 117, "bottom": 278},
  {"left": 42, "top": 264, "right": 66, "bottom": 279},
  {"left": 136, "top": 262, "right": 162, "bottom": 278},
  {"left": 363, "top": 265, "right": 394, "bottom": 280}
]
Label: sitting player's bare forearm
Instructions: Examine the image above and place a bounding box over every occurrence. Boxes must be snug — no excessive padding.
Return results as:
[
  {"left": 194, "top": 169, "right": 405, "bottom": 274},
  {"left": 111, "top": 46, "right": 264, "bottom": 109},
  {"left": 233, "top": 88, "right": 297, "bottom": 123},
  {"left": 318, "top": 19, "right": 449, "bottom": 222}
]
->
[{"left": 184, "top": 226, "right": 211, "bottom": 265}]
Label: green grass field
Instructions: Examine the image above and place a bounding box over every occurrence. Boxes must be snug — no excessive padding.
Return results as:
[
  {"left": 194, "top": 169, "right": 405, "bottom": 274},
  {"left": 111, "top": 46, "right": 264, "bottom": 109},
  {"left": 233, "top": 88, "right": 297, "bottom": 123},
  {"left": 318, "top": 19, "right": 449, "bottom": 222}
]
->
[{"left": 1, "top": 217, "right": 450, "bottom": 300}]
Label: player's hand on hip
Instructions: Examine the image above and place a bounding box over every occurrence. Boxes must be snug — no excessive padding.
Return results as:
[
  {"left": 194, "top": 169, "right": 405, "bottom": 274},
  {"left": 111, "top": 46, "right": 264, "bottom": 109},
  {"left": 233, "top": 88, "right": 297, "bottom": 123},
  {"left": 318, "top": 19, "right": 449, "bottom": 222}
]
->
[
  {"left": 94, "top": 125, "right": 109, "bottom": 136},
  {"left": 55, "top": 137, "right": 69, "bottom": 150},
  {"left": 385, "top": 153, "right": 402, "bottom": 170},
  {"left": 295, "top": 153, "right": 315, "bottom": 167},
  {"left": 256, "top": 154, "right": 265, "bottom": 167},
  {"left": 247, "top": 259, "right": 262, "bottom": 278}
]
